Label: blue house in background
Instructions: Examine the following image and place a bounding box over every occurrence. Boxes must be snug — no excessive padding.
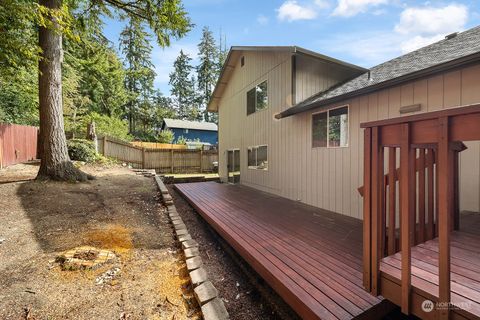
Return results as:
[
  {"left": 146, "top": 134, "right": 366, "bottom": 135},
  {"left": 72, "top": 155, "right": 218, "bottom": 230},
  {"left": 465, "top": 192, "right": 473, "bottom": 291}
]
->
[{"left": 161, "top": 119, "right": 218, "bottom": 145}]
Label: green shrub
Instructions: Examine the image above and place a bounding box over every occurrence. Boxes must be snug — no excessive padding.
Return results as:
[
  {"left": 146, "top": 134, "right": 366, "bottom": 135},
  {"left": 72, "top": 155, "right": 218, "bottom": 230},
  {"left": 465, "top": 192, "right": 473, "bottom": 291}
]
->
[
  {"left": 67, "top": 139, "right": 98, "bottom": 162},
  {"left": 157, "top": 129, "right": 174, "bottom": 143},
  {"left": 86, "top": 113, "right": 132, "bottom": 141},
  {"left": 66, "top": 112, "right": 132, "bottom": 141}
]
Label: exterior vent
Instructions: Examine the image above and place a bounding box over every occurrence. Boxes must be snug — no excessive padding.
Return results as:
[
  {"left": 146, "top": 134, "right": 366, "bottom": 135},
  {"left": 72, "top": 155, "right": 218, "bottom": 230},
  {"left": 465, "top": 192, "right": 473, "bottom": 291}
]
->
[
  {"left": 399, "top": 103, "right": 421, "bottom": 114},
  {"left": 445, "top": 32, "right": 458, "bottom": 40},
  {"left": 367, "top": 70, "right": 373, "bottom": 81}
]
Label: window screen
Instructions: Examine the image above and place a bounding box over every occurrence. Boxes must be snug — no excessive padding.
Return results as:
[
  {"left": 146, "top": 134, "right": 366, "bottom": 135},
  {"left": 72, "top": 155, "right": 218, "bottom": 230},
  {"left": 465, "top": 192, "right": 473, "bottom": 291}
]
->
[
  {"left": 328, "top": 106, "right": 349, "bottom": 147},
  {"left": 256, "top": 81, "right": 268, "bottom": 111}
]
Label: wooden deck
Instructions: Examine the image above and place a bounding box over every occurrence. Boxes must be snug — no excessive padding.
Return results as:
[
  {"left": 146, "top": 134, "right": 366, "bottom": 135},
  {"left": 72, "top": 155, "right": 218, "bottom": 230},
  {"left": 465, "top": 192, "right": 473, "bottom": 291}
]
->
[
  {"left": 175, "top": 182, "right": 389, "bottom": 320},
  {"left": 380, "top": 229, "right": 480, "bottom": 320}
]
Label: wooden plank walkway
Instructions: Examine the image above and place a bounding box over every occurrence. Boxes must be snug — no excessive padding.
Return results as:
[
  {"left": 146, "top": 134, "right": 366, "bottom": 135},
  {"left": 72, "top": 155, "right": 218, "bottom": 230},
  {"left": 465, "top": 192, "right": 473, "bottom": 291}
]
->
[
  {"left": 380, "top": 230, "right": 480, "bottom": 319},
  {"left": 175, "top": 182, "right": 387, "bottom": 320}
]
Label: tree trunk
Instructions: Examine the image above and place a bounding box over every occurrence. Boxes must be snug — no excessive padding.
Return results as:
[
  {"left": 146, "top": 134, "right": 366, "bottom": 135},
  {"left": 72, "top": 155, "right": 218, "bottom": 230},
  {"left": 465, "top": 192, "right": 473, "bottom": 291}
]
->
[{"left": 37, "top": 0, "right": 90, "bottom": 181}]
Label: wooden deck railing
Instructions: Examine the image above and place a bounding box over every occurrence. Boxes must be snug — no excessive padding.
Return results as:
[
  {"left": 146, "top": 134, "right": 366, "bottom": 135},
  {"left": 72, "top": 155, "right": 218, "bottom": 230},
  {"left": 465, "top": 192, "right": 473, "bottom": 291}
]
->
[{"left": 360, "top": 103, "right": 480, "bottom": 319}]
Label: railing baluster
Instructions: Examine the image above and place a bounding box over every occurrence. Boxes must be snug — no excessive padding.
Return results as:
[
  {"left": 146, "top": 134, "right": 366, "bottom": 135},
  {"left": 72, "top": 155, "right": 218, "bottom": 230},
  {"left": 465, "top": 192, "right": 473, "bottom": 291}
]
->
[
  {"left": 453, "top": 151, "right": 460, "bottom": 230},
  {"left": 426, "top": 149, "right": 435, "bottom": 241},
  {"left": 437, "top": 117, "right": 452, "bottom": 320},
  {"left": 388, "top": 147, "right": 396, "bottom": 255},
  {"left": 400, "top": 123, "right": 414, "bottom": 314},
  {"left": 418, "top": 149, "right": 426, "bottom": 243}
]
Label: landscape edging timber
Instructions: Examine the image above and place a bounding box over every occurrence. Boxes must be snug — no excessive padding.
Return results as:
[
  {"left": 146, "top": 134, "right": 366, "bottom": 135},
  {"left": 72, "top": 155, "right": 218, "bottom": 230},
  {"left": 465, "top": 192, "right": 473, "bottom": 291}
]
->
[{"left": 153, "top": 174, "right": 229, "bottom": 320}]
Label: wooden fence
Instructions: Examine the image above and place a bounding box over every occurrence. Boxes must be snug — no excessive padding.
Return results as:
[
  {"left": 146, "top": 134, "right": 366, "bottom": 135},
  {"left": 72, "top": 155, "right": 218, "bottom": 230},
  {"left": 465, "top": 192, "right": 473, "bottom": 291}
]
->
[
  {"left": 0, "top": 123, "right": 38, "bottom": 169},
  {"left": 131, "top": 141, "right": 187, "bottom": 150},
  {"left": 98, "top": 135, "right": 218, "bottom": 173}
]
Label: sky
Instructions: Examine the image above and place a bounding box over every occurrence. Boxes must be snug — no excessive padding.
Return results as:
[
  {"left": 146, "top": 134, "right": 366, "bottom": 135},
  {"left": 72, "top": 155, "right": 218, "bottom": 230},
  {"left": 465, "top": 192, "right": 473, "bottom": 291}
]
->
[{"left": 103, "top": 0, "right": 480, "bottom": 95}]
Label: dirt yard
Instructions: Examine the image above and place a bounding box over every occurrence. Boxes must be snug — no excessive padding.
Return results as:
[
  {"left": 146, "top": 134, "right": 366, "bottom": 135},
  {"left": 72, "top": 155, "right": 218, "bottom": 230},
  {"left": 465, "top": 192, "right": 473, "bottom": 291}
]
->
[{"left": 0, "top": 164, "right": 199, "bottom": 320}]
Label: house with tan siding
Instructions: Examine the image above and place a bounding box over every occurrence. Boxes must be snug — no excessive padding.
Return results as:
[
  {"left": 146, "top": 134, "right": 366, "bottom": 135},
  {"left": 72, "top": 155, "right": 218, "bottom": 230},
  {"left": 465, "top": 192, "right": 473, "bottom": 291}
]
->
[{"left": 208, "top": 26, "right": 480, "bottom": 220}]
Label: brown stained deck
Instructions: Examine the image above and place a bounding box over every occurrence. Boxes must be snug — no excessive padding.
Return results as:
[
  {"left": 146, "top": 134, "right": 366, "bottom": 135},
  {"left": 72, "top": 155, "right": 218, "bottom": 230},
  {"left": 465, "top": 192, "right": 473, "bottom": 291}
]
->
[
  {"left": 380, "top": 228, "right": 480, "bottom": 320},
  {"left": 174, "top": 182, "right": 387, "bottom": 320}
]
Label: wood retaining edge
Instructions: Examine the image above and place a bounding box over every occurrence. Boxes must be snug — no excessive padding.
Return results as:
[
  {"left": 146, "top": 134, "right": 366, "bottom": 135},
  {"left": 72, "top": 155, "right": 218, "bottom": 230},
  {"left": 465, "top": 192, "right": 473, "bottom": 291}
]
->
[{"left": 151, "top": 172, "right": 229, "bottom": 320}]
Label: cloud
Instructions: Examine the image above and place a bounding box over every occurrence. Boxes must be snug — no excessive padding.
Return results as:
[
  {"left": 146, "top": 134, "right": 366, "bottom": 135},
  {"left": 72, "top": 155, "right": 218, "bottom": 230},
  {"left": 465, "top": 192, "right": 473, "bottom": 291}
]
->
[
  {"left": 332, "top": 0, "right": 388, "bottom": 17},
  {"left": 395, "top": 4, "right": 468, "bottom": 53},
  {"left": 277, "top": 1, "right": 318, "bottom": 22},
  {"left": 314, "top": 0, "right": 330, "bottom": 9},
  {"left": 316, "top": 31, "right": 403, "bottom": 66},
  {"left": 395, "top": 4, "right": 468, "bottom": 35},
  {"left": 316, "top": 3, "right": 470, "bottom": 66},
  {"left": 257, "top": 14, "right": 269, "bottom": 25}
]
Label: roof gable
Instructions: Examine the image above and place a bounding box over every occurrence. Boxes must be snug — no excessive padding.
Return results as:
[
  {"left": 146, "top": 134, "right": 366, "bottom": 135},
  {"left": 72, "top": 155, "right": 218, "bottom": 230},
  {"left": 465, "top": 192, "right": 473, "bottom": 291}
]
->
[{"left": 207, "top": 46, "right": 366, "bottom": 112}]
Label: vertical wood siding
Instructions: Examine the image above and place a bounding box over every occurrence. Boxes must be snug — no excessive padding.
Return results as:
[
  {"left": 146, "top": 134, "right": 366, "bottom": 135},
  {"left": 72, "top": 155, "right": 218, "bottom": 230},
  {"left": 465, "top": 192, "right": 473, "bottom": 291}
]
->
[
  {"left": 0, "top": 123, "right": 38, "bottom": 168},
  {"left": 218, "top": 56, "right": 480, "bottom": 219}
]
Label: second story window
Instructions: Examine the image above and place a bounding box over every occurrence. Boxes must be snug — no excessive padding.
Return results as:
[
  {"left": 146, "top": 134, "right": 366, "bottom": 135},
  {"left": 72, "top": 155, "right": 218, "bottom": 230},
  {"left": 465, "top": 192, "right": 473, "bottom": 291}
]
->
[{"left": 247, "top": 80, "right": 268, "bottom": 115}]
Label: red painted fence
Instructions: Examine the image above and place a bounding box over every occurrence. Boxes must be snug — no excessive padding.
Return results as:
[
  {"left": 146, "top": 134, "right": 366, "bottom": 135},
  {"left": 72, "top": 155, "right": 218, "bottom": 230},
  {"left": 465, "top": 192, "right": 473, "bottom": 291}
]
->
[{"left": 0, "top": 123, "right": 38, "bottom": 168}]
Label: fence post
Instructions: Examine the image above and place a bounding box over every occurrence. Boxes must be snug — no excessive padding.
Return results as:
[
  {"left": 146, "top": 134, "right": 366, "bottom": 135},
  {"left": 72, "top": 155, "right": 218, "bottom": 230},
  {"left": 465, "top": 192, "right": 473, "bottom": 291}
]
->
[
  {"left": 171, "top": 148, "right": 174, "bottom": 173},
  {"left": 142, "top": 148, "right": 146, "bottom": 169},
  {"left": 199, "top": 146, "right": 203, "bottom": 173},
  {"left": 103, "top": 136, "right": 107, "bottom": 156}
]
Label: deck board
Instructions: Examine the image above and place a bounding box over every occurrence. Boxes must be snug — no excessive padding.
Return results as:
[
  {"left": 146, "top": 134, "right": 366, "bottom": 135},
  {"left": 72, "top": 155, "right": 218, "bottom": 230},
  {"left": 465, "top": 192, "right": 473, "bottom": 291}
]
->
[
  {"left": 380, "top": 231, "right": 480, "bottom": 319},
  {"left": 174, "top": 182, "right": 384, "bottom": 320}
]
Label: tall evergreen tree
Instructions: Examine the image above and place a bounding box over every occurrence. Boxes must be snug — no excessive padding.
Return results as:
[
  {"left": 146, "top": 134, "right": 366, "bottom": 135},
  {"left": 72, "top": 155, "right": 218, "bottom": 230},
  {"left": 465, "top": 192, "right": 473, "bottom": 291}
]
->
[
  {"left": 196, "top": 26, "right": 218, "bottom": 122},
  {"left": 169, "top": 50, "right": 197, "bottom": 120},
  {"left": 119, "top": 18, "right": 156, "bottom": 134},
  {"left": 0, "top": 0, "right": 191, "bottom": 181}
]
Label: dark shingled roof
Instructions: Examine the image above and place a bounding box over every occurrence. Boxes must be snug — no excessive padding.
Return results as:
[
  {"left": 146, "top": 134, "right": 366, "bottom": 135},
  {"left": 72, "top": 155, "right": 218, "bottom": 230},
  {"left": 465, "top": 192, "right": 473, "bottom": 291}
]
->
[{"left": 278, "top": 25, "right": 480, "bottom": 118}]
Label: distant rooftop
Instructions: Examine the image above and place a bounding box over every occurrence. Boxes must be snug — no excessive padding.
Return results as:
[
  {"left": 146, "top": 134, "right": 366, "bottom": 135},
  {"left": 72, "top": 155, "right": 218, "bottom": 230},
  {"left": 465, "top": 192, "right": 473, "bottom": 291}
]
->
[
  {"left": 278, "top": 25, "right": 480, "bottom": 118},
  {"left": 163, "top": 118, "right": 218, "bottom": 131}
]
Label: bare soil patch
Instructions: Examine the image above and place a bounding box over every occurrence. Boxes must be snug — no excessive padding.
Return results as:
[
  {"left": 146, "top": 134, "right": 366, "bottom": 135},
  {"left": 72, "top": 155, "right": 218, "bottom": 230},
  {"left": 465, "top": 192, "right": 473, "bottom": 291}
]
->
[
  {"left": 0, "top": 165, "right": 199, "bottom": 320},
  {"left": 168, "top": 185, "right": 300, "bottom": 320},
  {"left": 0, "top": 162, "right": 39, "bottom": 183}
]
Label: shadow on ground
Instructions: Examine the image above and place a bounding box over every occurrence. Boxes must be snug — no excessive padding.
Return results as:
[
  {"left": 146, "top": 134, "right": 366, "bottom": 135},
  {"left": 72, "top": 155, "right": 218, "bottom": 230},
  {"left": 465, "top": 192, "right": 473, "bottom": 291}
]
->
[{"left": 16, "top": 171, "right": 171, "bottom": 253}]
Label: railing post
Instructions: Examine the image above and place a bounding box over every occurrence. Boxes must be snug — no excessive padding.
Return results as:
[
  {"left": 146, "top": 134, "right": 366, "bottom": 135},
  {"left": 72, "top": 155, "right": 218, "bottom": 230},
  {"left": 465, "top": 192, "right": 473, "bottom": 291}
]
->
[
  {"left": 171, "top": 148, "right": 174, "bottom": 173},
  {"left": 363, "top": 127, "right": 372, "bottom": 292},
  {"left": 437, "top": 117, "right": 452, "bottom": 320},
  {"left": 371, "top": 127, "right": 382, "bottom": 295},
  {"left": 400, "top": 123, "right": 414, "bottom": 314}
]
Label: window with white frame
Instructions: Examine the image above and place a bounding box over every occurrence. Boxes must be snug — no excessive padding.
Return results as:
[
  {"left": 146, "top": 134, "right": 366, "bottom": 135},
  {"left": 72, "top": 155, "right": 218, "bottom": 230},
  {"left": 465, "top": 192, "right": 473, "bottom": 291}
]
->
[
  {"left": 246, "top": 81, "right": 268, "bottom": 115},
  {"left": 312, "top": 106, "right": 349, "bottom": 148},
  {"left": 247, "top": 145, "right": 268, "bottom": 170}
]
